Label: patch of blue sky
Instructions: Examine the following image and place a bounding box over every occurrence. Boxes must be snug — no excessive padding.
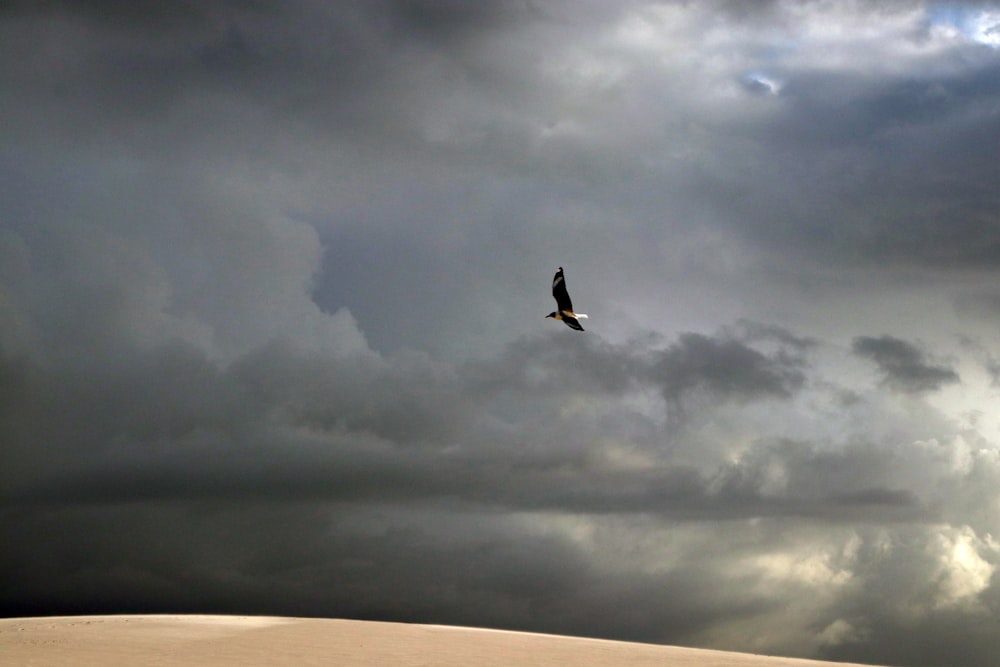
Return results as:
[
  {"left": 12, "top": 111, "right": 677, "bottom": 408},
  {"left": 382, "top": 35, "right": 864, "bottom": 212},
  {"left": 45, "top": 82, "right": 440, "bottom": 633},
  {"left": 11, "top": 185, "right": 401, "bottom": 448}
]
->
[
  {"left": 929, "top": 3, "right": 1000, "bottom": 46},
  {"left": 742, "top": 71, "right": 783, "bottom": 95}
]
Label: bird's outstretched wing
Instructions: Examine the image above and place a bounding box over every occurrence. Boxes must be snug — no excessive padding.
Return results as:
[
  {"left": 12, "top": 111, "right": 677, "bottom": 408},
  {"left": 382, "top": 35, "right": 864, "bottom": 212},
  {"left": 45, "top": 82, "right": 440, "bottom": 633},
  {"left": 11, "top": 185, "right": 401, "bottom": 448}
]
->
[
  {"left": 561, "top": 315, "right": 585, "bottom": 331},
  {"left": 552, "top": 267, "right": 574, "bottom": 313}
]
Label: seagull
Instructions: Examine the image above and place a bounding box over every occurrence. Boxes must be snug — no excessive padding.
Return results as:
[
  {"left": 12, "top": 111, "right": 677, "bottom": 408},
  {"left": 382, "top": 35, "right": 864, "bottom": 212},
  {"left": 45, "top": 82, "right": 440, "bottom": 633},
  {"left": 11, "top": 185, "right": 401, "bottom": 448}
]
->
[{"left": 546, "top": 266, "right": 588, "bottom": 331}]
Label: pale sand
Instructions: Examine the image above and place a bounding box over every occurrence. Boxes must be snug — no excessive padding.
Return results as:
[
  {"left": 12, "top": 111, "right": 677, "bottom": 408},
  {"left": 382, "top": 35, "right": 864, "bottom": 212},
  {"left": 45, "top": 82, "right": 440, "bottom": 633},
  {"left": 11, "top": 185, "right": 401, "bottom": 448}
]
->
[{"left": 0, "top": 615, "right": 887, "bottom": 666}]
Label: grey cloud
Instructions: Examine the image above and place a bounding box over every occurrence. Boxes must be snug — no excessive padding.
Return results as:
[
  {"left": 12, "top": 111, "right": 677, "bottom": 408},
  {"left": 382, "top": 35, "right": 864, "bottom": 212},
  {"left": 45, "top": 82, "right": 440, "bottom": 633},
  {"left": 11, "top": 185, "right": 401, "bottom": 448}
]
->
[
  {"left": 2, "top": 320, "right": 998, "bottom": 663},
  {"left": 382, "top": 0, "right": 544, "bottom": 41},
  {"left": 2, "top": 324, "right": 932, "bottom": 528},
  {"left": 987, "top": 356, "right": 1000, "bottom": 386},
  {"left": 817, "top": 524, "right": 1000, "bottom": 667},
  {"left": 655, "top": 10, "right": 1000, "bottom": 273},
  {"left": 652, "top": 331, "right": 808, "bottom": 404},
  {"left": 852, "top": 335, "right": 960, "bottom": 393},
  {"left": 709, "top": 438, "right": 928, "bottom": 523}
]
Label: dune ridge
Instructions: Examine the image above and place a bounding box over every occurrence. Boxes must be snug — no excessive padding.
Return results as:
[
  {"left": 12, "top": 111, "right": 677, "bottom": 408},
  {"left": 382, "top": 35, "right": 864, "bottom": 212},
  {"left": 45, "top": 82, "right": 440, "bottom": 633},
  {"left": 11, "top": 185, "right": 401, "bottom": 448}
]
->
[{"left": 0, "top": 615, "right": 889, "bottom": 666}]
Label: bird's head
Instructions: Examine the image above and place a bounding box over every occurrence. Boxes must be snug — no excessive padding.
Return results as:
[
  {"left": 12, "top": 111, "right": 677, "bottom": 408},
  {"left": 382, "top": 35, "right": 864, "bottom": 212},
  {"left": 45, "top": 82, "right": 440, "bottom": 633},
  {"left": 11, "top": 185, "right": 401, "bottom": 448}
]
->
[{"left": 546, "top": 312, "right": 557, "bottom": 319}]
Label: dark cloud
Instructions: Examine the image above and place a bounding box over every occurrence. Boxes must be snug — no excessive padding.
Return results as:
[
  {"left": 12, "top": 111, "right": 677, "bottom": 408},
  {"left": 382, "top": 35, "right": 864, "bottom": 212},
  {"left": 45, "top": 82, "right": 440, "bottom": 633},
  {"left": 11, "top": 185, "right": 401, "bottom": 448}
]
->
[
  {"left": 2, "top": 321, "right": 998, "bottom": 661},
  {"left": 384, "top": 0, "right": 544, "bottom": 40},
  {"left": 852, "top": 335, "right": 960, "bottom": 393},
  {"left": 0, "top": 328, "right": 823, "bottom": 516},
  {"left": 652, "top": 331, "right": 808, "bottom": 404}
]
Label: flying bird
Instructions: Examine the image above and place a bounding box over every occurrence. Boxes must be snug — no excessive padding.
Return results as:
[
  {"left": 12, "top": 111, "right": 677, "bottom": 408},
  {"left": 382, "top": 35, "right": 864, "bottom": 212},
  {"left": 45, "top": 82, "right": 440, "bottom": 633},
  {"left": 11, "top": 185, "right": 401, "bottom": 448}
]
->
[{"left": 546, "top": 266, "right": 588, "bottom": 331}]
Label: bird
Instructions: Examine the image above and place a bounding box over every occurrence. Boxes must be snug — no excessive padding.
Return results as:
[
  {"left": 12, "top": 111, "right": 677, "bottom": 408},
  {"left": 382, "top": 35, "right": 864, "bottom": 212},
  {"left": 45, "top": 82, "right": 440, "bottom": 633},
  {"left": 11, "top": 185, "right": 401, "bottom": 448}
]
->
[{"left": 546, "top": 266, "right": 588, "bottom": 331}]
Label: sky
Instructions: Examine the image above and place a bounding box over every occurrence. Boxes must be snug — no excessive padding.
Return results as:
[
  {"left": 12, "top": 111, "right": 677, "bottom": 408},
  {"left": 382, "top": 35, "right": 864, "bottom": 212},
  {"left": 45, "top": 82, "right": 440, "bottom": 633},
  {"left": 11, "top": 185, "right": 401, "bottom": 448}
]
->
[{"left": 3, "top": 1, "right": 1000, "bottom": 665}]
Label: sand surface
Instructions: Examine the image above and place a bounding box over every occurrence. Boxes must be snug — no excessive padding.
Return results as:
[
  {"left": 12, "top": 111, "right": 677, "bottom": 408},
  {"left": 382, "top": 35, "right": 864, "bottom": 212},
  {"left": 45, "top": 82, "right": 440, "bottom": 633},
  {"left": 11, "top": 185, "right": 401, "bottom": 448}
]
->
[{"left": 0, "top": 615, "right": 886, "bottom": 666}]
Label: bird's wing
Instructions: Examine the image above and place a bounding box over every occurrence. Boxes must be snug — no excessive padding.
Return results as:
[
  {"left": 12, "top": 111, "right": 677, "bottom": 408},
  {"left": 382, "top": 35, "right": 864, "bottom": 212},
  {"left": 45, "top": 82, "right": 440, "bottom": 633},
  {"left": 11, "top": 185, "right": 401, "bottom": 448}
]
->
[
  {"left": 561, "top": 315, "right": 585, "bottom": 331},
  {"left": 552, "top": 268, "right": 574, "bottom": 312}
]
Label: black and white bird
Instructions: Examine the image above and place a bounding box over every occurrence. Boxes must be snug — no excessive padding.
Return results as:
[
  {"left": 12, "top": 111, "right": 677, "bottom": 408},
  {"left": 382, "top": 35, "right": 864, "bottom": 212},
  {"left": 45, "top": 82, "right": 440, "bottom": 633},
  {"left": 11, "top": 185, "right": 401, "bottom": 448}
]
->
[{"left": 546, "top": 266, "right": 588, "bottom": 331}]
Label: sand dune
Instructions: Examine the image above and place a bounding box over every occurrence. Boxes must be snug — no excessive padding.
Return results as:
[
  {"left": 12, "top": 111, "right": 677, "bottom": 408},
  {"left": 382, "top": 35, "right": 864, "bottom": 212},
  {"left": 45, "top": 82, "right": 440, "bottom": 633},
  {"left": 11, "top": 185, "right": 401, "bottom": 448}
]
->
[{"left": 0, "top": 615, "right": 886, "bottom": 666}]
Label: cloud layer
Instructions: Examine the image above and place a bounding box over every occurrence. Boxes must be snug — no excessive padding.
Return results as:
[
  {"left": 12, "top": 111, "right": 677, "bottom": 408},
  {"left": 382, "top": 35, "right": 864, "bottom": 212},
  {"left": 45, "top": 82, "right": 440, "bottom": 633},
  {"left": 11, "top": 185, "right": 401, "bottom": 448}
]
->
[{"left": 4, "top": 2, "right": 1000, "bottom": 666}]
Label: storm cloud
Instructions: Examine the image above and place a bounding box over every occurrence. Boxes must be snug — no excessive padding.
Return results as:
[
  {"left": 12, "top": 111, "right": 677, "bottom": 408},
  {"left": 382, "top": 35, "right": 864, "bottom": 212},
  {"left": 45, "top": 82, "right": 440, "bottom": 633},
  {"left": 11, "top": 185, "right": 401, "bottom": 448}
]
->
[
  {"left": 852, "top": 335, "right": 961, "bottom": 393},
  {"left": 4, "top": 2, "right": 1000, "bottom": 666}
]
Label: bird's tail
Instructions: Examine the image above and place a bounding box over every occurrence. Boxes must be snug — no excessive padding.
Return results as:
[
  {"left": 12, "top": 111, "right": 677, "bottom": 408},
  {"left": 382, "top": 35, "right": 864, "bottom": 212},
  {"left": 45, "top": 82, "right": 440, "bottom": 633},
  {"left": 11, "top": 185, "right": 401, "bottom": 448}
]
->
[{"left": 576, "top": 313, "right": 588, "bottom": 319}]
